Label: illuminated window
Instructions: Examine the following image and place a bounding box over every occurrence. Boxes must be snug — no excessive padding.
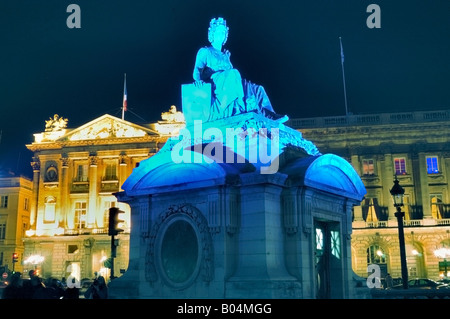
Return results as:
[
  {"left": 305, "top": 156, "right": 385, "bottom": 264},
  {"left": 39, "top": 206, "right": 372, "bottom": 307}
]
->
[
  {"left": 362, "top": 159, "right": 374, "bottom": 175},
  {"left": 24, "top": 197, "right": 29, "bottom": 211},
  {"left": 75, "top": 164, "right": 88, "bottom": 182},
  {"left": 431, "top": 195, "right": 443, "bottom": 220},
  {"left": 403, "top": 195, "right": 411, "bottom": 220},
  {"left": 0, "top": 221, "right": 6, "bottom": 239},
  {"left": 74, "top": 201, "right": 87, "bottom": 229},
  {"left": 0, "top": 196, "right": 8, "bottom": 208},
  {"left": 104, "top": 201, "right": 116, "bottom": 229},
  {"left": 362, "top": 197, "right": 379, "bottom": 222},
  {"left": 104, "top": 162, "right": 118, "bottom": 181},
  {"left": 44, "top": 196, "right": 56, "bottom": 222},
  {"left": 394, "top": 158, "right": 407, "bottom": 175},
  {"left": 316, "top": 228, "right": 324, "bottom": 251},
  {"left": 367, "top": 245, "right": 386, "bottom": 264},
  {"left": 426, "top": 156, "right": 439, "bottom": 174},
  {"left": 331, "top": 230, "right": 341, "bottom": 259}
]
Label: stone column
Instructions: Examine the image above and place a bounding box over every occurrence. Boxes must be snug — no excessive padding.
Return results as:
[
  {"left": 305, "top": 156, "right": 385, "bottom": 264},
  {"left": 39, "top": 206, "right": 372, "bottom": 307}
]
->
[
  {"left": 226, "top": 173, "right": 299, "bottom": 298},
  {"left": 350, "top": 154, "right": 361, "bottom": 176},
  {"left": 343, "top": 201, "right": 357, "bottom": 299},
  {"left": 30, "top": 158, "right": 40, "bottom": 230},
  {"left": 83, "top": 237, "right": 95, "bottom": 279},
  {"left": 349, "top": 153, "right": 365, "bottom": 225},
  {"left": 235, "top": 175, "right": 290, "bottom": 279},
  {"left": 444, "top": 153, "right": 450, "bottom": 206},
  {"left": 119, "top": 154, "right": 127, "bottom": 191},
  {"left": 381, "top": 153, "right": 396, "bottom": 225},
  {"left": 418, "top": 152, "right": 433, "bottom": 224},
  {"left": 88, "top": 153, "right": 98, "bottom": 228},
  {"left": 59, "top": 156, "right": 69, "bottom": 229}
]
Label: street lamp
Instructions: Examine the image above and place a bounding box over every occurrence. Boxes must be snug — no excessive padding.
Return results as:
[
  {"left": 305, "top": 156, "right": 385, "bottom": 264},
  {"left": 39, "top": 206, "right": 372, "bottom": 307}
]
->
[
  {"left": 24, "top": 254, "right": 45, "bottom": 275},
  {"left": 434, "top": 247, "right": 450, "bottom": 278},
  {"left": 390, "top": 176, "right": 408, "bottom": 289}
]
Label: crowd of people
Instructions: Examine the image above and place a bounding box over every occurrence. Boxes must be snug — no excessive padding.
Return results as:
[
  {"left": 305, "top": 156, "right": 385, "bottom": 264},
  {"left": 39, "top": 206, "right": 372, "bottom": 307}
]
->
[{"left": 1, "top": 270, "right": 108, "bottom": 299}]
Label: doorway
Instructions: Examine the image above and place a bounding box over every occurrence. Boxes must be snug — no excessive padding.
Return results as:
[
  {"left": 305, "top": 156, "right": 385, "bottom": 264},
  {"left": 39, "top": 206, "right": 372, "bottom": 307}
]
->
[{"left": 315, "top": 220, "right": 343, "bottom": 299}]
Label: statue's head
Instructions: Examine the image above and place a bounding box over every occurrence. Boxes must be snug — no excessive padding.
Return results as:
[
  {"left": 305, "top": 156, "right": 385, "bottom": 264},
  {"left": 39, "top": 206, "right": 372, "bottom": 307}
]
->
[{"left": 208, "top": 17, "right": 229, "bottom": 45}]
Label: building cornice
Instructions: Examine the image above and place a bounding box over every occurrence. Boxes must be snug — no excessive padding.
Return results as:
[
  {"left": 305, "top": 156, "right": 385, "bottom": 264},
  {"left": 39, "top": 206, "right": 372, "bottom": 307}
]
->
[{"left": 26, "top": 135, "right": 169, "bottom": 152}]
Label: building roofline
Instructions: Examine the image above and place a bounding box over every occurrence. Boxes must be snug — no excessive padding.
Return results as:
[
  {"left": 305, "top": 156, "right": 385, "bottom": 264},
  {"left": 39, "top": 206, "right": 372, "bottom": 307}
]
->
[{"left": 288, "top": 109, "right": 450, "bottom": 129}]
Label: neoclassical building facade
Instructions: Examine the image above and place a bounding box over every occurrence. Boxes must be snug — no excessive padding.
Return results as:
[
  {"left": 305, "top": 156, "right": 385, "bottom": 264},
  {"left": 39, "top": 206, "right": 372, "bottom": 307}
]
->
[
  {"left": 23, "top": 109, "right": 184, "bottom": 281},
  {"left": 290, "top": 109, "right": 450, "bottom": 283},
  {"left": 19, "top": 107, "right": 450, "bottom": 289},
  {"left": 0, "top": 172, "right": 33, "bottom": 275}
]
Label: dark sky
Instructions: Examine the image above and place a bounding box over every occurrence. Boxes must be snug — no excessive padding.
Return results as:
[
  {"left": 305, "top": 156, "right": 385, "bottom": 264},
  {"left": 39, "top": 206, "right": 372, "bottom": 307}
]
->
[{"left": 1, "top": 0, "right": 450, "bottom": 177}]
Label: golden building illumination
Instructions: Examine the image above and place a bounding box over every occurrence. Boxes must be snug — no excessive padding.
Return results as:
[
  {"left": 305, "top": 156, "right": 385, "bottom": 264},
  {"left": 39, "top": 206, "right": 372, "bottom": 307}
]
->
[
  {"left": 293, "top": 109, "right": 450, "bottom": 283},
  {"left": 23, "top": 109, "right": 184, "bottom": 282}
]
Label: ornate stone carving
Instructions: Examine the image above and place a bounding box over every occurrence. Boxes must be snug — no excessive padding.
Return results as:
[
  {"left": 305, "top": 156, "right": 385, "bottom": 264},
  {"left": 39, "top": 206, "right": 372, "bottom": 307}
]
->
[
  {"left": 145, "top": 204, "right": 214, "bottom": 285},
  {"left": 283, "top": 192, "right": 298, "bottom": 234},
  {"left": 89, "top": 153, "right": 98, "bottom": 167},
  {"left": 83, "top": 237, "right": 95, "bottom": 247},
  {"left": 226, "top": 193, "right": 239, "bottom": 234},
  {"left": 303, "top": 195, "right": 312, "bottom": 234},
  {"left": 44, "top": 162, "right": 58, "bottom": 182},
  {"left": 31, "top": 158, "right": 41, "bottom": 172},
  {"left": 69, "top": 117, "right": 146, "bottom": 141},
  {"left": 160, "top": 105, "right": 185, "bottom": 123},
  {"left": 119, "top": 154, "right": 127, "bottom": 166},
  {"left": 45, "top": 114, "right": 68, "bottom": 132},
  {"left": 60, "top": 156, "right": 69, "bottom": 167},
  {"left": 208, "top": 194, "right": 221, "bottom": 233}
]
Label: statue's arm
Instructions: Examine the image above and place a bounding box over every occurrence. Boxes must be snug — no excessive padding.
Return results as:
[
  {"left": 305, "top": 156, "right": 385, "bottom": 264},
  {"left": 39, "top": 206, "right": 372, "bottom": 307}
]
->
[{"left": 193, "top": 48, "right": 208, "bottom": 82}]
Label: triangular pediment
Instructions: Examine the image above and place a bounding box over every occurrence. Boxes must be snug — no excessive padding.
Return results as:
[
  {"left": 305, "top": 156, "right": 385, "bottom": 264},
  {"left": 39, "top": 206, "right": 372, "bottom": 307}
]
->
[{"left": 60, "top": 114, "right": 159, "bottom": 142}]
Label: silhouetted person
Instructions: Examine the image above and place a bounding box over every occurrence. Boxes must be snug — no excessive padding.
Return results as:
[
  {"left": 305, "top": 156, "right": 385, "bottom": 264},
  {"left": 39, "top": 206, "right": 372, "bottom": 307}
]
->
[
  {"left": 84, "top": 275, "right": 108, "bottom": 299},
  {"left": 22, "top": 270, "right": 39, "bottom": 299},
  {"left": 30, "top": 276, "right": 48, "bottom": 299},
  {"left": 385, "top": 273, "right": 394, "bottom": 289},
  {"left": 43, "top": 277, "right": 65, "bottom": 299},
  {"left": 60, "top": 276, "right": 67, "bottom": 289}
]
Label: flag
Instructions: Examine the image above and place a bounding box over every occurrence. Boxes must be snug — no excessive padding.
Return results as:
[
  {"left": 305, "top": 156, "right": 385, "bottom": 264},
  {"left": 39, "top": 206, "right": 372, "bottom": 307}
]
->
[
  {"left": 339, "top": 37, "right": 344, "bottom": 64},
  {"left": 123, "top": 74, "right": 127, "bottom": 112}
]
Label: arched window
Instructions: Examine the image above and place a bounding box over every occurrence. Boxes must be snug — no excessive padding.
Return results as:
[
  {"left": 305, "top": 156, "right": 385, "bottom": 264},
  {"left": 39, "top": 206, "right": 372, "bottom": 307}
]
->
[{"left": 367, "top": 245, "right": 386, "bottom": 265}]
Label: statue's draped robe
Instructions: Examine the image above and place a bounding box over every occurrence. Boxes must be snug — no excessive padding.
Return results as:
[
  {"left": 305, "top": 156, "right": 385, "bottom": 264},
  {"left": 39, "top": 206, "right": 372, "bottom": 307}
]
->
[{"left": 193, "top": 46, "right": 275, "bottom": 121}]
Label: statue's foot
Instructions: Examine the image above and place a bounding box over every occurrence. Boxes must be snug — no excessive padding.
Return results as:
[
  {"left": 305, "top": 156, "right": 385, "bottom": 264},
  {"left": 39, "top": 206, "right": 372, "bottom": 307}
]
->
[
  {"left": 263, "top": 109, "right": 289, "bottom": 123},
  {"left": 274, "top": 114, "right": 289, "bottom": 123}
]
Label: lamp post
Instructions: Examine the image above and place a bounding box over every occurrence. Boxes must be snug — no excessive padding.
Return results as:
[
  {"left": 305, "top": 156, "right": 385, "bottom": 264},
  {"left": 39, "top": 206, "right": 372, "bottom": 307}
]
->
[
  {"left": 434, "top": 247, "right": 450, "bottom": 278},
  {"left": 390, "top": 176, "right": 408, "bottom": 289}
]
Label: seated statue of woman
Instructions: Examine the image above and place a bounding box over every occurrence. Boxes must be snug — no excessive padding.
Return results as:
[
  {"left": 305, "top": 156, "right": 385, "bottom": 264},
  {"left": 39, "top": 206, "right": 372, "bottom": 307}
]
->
[{"left": 193, "top": 17, "right": 288, "bottom": 123}]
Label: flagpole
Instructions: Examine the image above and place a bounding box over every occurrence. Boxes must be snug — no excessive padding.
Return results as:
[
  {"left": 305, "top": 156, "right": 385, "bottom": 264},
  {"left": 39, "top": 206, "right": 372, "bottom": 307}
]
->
[
  {"left": 339, "top": 37, "right": 348, "bottom": 116},
  {"left": 122, "top": 73, "right": 127, "bottom": 120}
]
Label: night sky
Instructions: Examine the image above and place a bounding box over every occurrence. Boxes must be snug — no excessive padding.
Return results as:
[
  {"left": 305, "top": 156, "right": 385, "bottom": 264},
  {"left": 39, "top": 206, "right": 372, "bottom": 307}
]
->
[{"left": 1, "top": 0, "right": 450, "bottom": 177}]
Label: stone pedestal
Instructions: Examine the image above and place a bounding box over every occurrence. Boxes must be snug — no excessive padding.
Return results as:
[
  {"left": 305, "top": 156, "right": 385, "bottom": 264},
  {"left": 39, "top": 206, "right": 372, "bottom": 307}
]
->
[{"left": 108, "top": 112, "right": 366, "bottom": 299}]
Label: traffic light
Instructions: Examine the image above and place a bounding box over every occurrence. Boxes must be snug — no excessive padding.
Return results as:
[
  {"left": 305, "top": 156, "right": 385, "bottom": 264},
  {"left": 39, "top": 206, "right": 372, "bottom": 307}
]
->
[
  {"left": 108, "top": 207, "right": 125, "bottom": 236},
  {"left": 12, "top": 252, "right": 18, "bottom": 263}
]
